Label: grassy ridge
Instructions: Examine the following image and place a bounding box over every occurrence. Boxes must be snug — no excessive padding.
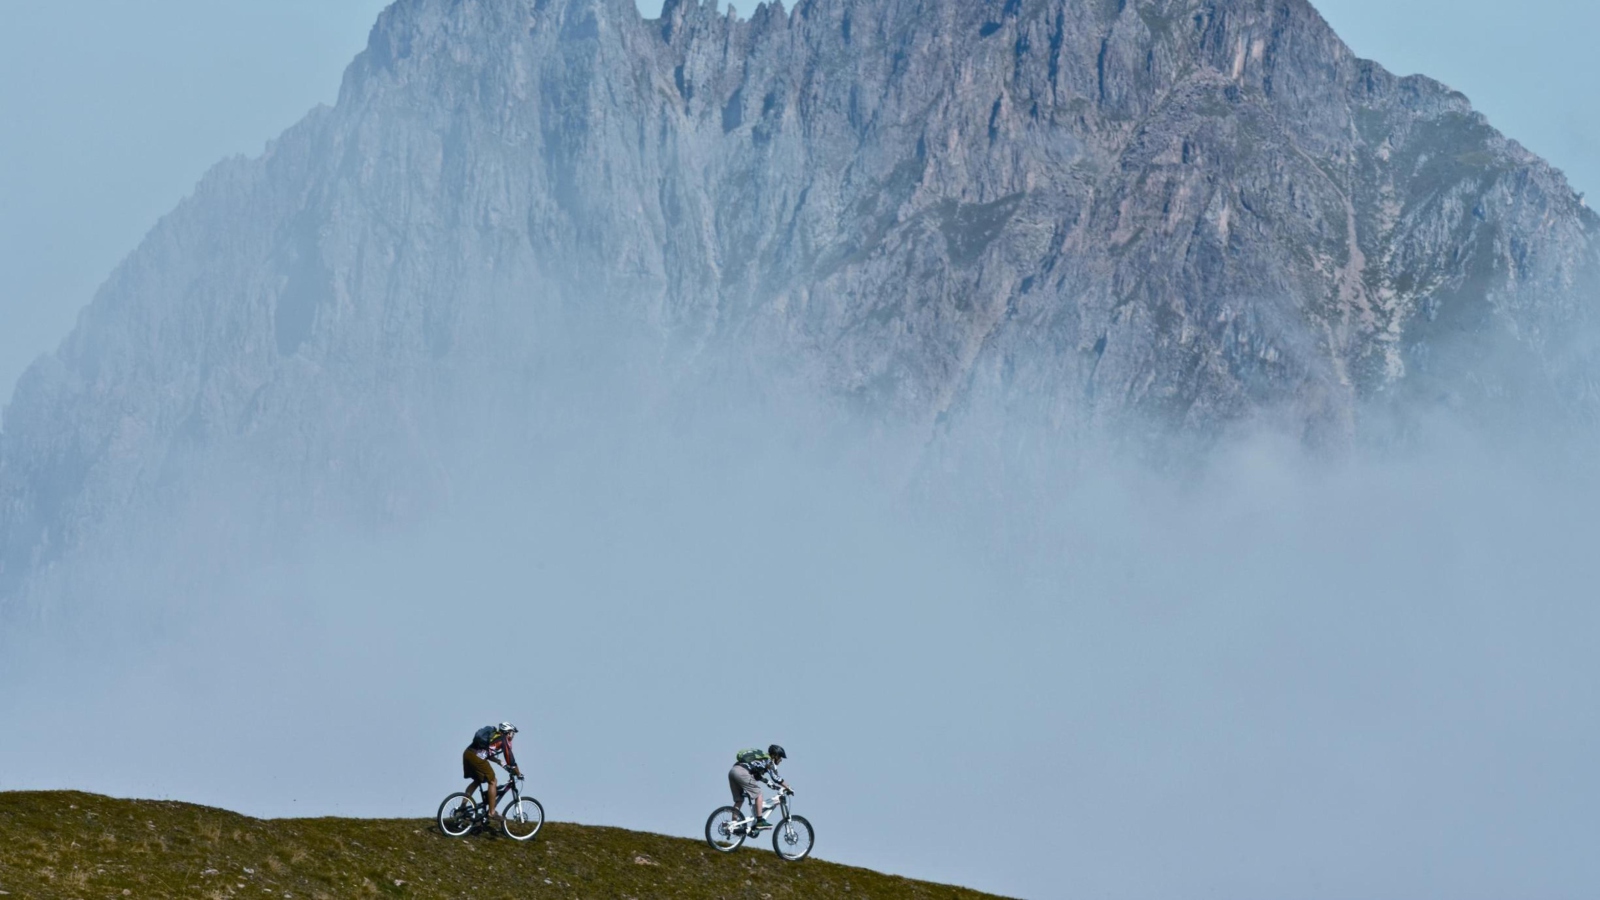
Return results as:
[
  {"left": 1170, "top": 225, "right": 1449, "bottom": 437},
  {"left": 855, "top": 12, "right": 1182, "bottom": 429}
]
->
[{"left": 0, "top": 792, "right": 1008, "bottom": 900}]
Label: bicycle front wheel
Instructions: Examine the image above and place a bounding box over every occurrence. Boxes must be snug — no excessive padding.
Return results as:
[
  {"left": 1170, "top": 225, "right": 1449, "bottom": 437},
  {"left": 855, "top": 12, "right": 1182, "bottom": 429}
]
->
[
  {"left": 502, "top": 797, "right": 545, "bottom": 841},
  {"left": 436, "top": 792, "right": 477, "bottom": 837},
  {"left": 773, "top": 814, "right": 814, "bottom": 861},
  {"left": 705, "top": 806, "right": 746, "bottom": 852}
]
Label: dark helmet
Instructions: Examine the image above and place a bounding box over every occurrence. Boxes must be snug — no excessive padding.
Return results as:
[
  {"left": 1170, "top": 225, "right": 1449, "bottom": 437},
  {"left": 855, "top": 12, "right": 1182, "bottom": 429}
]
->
[{"left": 768, "top": 744, "right": 786, "bottom": 761}]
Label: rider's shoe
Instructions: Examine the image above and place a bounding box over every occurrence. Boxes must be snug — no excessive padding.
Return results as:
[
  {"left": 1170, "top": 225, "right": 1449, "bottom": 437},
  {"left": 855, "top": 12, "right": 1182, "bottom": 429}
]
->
[{"left": 750, "top": 817, "right": 771, "bottom": 831}]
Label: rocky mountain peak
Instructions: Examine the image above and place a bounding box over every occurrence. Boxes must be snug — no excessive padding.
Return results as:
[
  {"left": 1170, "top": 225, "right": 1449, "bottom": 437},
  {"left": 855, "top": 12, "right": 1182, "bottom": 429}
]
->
[{"left": 2, "top": 0, "right": 1596, "bottom": 607}]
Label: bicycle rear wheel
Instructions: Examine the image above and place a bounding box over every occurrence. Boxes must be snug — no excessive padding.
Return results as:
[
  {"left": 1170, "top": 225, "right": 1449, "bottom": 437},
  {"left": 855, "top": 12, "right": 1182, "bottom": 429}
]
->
[
  {"left": 772, "top": 814, "right": 814, "bottom": 861},
  {"left": 705, "top": 806, "right": 746, "bottom": 852},
  {"left": 436, "top": 792, "right": 478, "bottom": 837},
  {"left": 502, "top": 797, "right": 544, "bottom": 841}
]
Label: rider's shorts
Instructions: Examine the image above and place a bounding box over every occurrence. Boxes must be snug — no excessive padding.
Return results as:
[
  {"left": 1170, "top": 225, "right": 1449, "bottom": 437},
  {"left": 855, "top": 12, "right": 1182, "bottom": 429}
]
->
[
  {"left": 728, "top": 764, "right": 764, "bottom": 808},
  {"left": 463, "top": 748, "right": 495, "bottom": 782}
]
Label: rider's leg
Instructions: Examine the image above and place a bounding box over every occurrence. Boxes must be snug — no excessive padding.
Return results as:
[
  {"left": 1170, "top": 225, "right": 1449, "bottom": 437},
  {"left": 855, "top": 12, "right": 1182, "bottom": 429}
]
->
[
  {"left": 730, "top": 767, "right": 756, "bottom": 826},
  {"left": 486, "top": 779, "right": 501, "bottom": 818},
  {"left": 465, "top": 750, "right": 498, "bottom": 818}
]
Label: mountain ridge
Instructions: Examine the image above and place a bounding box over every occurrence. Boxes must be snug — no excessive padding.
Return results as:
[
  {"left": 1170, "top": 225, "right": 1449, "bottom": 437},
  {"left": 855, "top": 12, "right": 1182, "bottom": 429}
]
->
[{"left": 0, "top": 790, "right": 1008, "bottom": 899}]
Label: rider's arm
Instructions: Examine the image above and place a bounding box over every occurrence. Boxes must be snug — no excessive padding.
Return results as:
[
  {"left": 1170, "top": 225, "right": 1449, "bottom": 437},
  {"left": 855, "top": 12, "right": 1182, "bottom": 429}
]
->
[{"left": 502, "top": 735, "right": 521, "bottom": 775}]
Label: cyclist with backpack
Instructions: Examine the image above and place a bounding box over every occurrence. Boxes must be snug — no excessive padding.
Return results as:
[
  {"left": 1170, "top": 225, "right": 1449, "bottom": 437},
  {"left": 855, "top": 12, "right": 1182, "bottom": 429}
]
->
[
  {"left": 729, "top": 744, "right": 789, "bottom": 833},
  {"left": 463, "top": 722, "right": 522, "bottom": 822}
]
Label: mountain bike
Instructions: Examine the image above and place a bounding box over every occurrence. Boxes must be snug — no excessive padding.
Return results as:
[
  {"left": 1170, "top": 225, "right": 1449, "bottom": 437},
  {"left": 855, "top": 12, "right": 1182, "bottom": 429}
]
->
[
  {"left": 705, "top": 784, "right": 814, "bottom": 860},
  {"left": 436, "top": 774, "right": 544, "bottom": 841}
]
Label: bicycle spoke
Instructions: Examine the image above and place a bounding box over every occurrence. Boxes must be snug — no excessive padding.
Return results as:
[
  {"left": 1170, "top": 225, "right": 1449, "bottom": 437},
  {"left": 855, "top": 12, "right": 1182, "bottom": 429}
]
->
[
  {"left": 436, "top": 793, "right": 478, "bottom": 838},
  {"left": 772, "top": 814, "right": 814, "bottom": 861},
  {"left": 704, "top": 806, "right": 745, "bottom": 852},
  {"left": 502, "top": 798, "right": 544, "bottom": 841}
]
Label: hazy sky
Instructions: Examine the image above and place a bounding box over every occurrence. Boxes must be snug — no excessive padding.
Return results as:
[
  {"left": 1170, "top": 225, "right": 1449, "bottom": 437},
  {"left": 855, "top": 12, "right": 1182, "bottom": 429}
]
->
[{"left": 2, "top": 0, "right": 1597, "bottom": 398}]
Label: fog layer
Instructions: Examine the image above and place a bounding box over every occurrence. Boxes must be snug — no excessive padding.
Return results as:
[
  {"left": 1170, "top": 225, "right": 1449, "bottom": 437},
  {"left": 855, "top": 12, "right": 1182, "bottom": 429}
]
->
[{"left": 2, "top": 381, "right": 1595, "bottom": 899}]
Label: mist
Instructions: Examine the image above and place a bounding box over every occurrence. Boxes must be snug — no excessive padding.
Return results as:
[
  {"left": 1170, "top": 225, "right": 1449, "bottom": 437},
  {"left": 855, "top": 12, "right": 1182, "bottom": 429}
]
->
[{"left": 2, "top": 353, "right": 1597, "bottom": 900}]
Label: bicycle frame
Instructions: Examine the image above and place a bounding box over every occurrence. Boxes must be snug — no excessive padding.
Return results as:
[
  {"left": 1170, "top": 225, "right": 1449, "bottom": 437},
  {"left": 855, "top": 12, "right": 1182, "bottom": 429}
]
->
[
  {"left": 733, "top": 783, "right": 792, "bottom": 825},
  {"left": 472, "top": 777, "right": 523, "bottom": 815}
]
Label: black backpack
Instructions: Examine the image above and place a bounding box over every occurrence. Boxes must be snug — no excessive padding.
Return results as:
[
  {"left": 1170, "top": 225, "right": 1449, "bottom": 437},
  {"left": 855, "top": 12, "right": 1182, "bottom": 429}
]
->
[{"left": 472, "top": 725, "right": 498, "bottom": 750}]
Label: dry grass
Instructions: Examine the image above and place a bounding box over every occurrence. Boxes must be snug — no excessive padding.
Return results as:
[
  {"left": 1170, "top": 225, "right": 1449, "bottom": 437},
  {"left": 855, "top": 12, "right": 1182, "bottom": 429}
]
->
[{"left": 0, "top": 792, "right": 1009, "bottom": 900}]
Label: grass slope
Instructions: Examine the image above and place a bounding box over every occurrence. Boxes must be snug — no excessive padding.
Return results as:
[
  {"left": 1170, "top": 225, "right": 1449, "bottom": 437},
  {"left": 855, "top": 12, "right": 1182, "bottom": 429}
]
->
[{"left": 0, "top": 792, "right": 1008, "bottom": 900}]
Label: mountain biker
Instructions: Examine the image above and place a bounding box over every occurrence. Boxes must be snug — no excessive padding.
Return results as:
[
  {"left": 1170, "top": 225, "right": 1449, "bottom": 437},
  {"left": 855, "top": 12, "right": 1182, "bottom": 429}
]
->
[
  {"left": 463, "top": 722, "right": 522, "bottom": 822},
  {"left": 729, "top": 744, "right": 789, "bottom": 833}
]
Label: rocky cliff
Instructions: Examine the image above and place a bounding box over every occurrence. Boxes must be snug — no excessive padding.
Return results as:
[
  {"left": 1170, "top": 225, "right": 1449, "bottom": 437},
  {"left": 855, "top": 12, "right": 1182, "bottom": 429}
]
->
[{"left": 3, "top": 0, "right": 1597, "bottom": 605}]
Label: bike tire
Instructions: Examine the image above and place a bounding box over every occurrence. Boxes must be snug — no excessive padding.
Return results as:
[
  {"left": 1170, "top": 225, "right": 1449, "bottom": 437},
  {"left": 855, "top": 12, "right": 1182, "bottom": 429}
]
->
[
  {"left": 705, "top": 806, "right": 746, "bottom": 852},
  {"left": 502, "top": 797, "right": 545, "bottom": 841},
  {"left": 436, "top": 792, "right": 478, "bottom": 837},
  {"left": 772, "top": 814, "right": 814, "bottom": 861}
]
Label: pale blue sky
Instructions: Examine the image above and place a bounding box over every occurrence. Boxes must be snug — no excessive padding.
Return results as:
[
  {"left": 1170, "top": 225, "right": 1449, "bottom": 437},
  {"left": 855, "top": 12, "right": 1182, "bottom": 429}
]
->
[{"left": 2, "top": 0, "right": 1596, "bottom": 397}]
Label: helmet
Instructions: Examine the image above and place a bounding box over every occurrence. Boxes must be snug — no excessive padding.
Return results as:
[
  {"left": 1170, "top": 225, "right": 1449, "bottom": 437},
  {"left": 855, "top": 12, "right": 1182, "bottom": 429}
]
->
[
  {"left": 767, "top": 744, "right": 786, "bottom": 761},
  {"left": 498, "top": 721, "right": 518, "bottom": 734}
]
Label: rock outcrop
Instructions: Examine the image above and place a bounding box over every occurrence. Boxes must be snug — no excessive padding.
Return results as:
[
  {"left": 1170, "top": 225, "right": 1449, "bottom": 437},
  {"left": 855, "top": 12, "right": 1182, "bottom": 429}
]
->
[{"left": 3, "top": 0, "right": 1597, "bottom": 605}]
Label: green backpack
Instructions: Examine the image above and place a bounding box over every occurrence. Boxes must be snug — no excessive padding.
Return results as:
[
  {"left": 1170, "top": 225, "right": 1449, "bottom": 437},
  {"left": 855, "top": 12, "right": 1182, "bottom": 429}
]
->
[{"left": 736, "top": 748, "right": 769, "bottom": 765}]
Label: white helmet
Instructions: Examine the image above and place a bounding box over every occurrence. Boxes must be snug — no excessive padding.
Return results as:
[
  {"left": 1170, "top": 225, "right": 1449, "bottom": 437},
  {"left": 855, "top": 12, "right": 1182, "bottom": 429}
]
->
[{"left": 498, "top": 721, "right": 518, "bottom": 734}]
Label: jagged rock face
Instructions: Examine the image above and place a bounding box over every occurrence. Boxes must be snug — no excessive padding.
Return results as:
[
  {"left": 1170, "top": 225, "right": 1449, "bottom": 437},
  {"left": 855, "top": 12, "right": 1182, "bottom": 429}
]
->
[{"left": 2, "top": 0, "right": 1597, "bottom": 602}]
